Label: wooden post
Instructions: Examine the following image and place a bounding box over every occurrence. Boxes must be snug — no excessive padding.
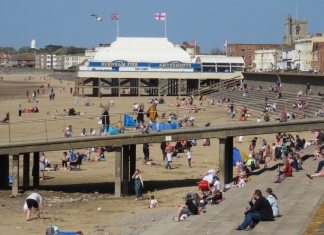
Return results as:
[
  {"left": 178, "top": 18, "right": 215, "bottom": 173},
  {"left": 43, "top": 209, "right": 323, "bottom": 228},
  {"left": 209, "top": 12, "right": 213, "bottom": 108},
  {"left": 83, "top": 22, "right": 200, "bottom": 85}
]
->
[
  {"left": 0, "top": 154, "right": 9, "bottom": 188},
  {"left": 23, "top": 153, "right": 30, "bottom": 188},
  {"left": 33, "top": 152, "right": 39, "bottom": 188},
  {"left": 129, "top": 144, "right": 136, "bottom": 193},
  {"left": 12, "top": 155, "right": 19, "bottom": 196},
  {"left": 122, "top": 145, "right": 130, "bottom": 195},
  {"left": 115, "top": 147, "right": 122, "bottom": 197}
]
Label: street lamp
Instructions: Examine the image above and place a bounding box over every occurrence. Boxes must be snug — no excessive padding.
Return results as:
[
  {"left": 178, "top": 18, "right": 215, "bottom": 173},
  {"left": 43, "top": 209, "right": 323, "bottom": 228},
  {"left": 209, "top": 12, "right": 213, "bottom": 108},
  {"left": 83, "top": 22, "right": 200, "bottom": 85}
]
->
[
  {"left": 273, "top": 52, "right": 277, "bottom": 71},
  {"left": 298, "top": 50, "right": 301, "bottom": 71},
  {"left": 261, "top": 54, "right": 263, "bottom": 70}
]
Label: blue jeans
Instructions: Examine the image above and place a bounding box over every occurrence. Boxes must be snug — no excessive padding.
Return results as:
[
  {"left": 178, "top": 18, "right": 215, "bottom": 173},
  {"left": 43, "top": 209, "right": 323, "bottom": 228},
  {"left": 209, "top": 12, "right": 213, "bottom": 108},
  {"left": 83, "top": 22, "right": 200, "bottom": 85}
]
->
[
  {"left": 166, "top": 161, "right": 171, "bottom": 169},
  {"left": 317, "top": 160, "right": 324, "bottom": 172},
  {"left": 145, "top": 119, "right": 159, "bottom": 132},
  {"left": 100, "top": 125, "right": 108, "bottom": 135},
  {"left": 239, "top": 211, "right": 262, "bottom": 229}
]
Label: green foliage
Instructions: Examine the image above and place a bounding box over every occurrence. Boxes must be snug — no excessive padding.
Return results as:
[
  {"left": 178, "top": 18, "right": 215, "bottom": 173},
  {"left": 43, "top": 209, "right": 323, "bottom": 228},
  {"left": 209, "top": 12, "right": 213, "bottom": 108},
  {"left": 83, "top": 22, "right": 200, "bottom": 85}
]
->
[
  {"left": 210, "top": 48, "right": 226, "bottom": 55},
  {"left": 0, "top": 46, "right": 17, "bottom": 54},
  {"left": 68, "top": 65, "right": 76, "bottom": 70},
  {"left": 18, "top": 46, "right": 33, "bottom": 53}
]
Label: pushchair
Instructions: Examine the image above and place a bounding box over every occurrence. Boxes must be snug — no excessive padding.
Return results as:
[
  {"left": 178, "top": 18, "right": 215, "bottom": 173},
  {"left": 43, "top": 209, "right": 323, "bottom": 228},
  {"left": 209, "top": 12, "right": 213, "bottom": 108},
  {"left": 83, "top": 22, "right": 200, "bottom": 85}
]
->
[{"left": 0, "top": 112, "right": 10, "bottom": 123}]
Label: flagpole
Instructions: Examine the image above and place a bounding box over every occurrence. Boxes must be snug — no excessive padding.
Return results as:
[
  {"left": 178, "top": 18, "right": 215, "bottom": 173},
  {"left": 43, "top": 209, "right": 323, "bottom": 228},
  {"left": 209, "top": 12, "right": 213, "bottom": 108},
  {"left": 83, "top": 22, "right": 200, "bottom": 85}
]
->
[
  {"left": 164, "top": 13, "right": 167, "bottom": 38},
  {"left": 117, "top": 19, "right": 119, "bottom": 38},
  {"left": 226, "top": 40, "right": 227, "bottom": 56}
]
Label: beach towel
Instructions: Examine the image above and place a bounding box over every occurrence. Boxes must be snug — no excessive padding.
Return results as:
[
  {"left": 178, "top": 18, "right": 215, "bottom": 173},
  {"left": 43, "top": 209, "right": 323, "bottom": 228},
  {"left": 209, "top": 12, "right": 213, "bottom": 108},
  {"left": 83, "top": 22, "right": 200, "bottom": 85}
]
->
[
  {"left": 56, "top": 232, "right": 77, "bottom": 235},
  {"left": 108, "top": 126, "right": 119, "bottom": 135}
]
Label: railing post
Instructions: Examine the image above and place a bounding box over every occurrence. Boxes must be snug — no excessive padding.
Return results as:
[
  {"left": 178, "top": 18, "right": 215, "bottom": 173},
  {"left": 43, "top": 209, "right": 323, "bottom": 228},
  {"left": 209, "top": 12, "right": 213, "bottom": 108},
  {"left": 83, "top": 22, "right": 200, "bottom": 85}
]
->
[
  {"left": 8, "top": 122, "right": 11, "bottom": 142},
  {"left": 45, "top": 120, "right": 48, "bottom": 141}
]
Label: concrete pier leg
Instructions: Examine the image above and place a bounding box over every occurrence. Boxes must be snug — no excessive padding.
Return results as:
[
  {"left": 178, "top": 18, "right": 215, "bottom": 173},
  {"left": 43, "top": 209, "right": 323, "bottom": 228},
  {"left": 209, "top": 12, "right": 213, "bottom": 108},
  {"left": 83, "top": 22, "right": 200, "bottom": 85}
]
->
[
  {"left": 12, "top": 155, "right": 19, "bottom": 196},
  {"left": 33, "top": 152, "right": 39, "bottom": 188},
  {"left": 115, "top": 147, "right": 122, "bottom": 197},
  {"left": 0, "top": 154, "right": 9, "bottom": 188},
  {"left": 23, "top": 153, "right": 30, "bottom": 188},
  {"left": 218, "top": 137, "right": 233, "bottom": 187},
  {"left": 129, "top": 145, "right": 136, "bottom": 193},
  {"left": 122, "top": 145, "right": 130, "bottom": 195}
]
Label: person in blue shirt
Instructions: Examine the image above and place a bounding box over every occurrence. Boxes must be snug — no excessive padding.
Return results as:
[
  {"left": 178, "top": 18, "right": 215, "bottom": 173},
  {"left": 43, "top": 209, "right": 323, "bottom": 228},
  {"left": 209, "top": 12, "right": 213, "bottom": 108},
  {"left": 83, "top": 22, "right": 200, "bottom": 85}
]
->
[{"left": 261, "top": 139, "right": 267, "bottom": 148}]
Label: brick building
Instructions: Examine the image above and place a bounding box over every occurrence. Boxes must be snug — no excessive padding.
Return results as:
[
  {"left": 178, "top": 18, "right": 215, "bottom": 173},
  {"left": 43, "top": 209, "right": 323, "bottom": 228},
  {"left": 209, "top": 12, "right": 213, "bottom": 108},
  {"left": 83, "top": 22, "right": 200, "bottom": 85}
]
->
[
  {"left": 0, "top": 52, "right": 10, "bottom": 67},
  {"left": 8, "top": 53, "right": 35, "bottom": 67},
  {"left": 226, "top": 44, "right": 282, "bottom": 70}
]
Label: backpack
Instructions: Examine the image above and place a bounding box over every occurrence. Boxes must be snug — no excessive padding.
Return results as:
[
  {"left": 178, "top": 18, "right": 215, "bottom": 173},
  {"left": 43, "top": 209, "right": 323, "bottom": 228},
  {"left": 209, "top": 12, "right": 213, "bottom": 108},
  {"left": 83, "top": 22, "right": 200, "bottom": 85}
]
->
[
  {"left": 275, "top": 146, "right": 281, "bottom": 158},
  {"left": 46, "top": 226, "right": 55, "bottom": 235},
  {"left": 146, "top": 108, "right": 150, "bottom": 118}
]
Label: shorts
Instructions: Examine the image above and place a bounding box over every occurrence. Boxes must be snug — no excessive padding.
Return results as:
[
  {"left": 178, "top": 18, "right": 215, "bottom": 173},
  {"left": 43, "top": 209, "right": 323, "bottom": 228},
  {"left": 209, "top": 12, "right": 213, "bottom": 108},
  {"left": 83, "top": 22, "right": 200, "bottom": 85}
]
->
[
  {"left": 26, "top": 199, "right": 38, "bottom": 209},
  {"left": 181, "top": 207, "right": 193, "bottom": 215}
]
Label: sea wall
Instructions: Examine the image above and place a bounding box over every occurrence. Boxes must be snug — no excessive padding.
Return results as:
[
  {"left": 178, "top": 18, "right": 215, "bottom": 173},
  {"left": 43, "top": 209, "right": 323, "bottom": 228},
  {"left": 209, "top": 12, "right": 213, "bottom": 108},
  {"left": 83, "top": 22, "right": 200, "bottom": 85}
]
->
[{"left": 242, "top": 72, "right": 324, "bottom": 94}]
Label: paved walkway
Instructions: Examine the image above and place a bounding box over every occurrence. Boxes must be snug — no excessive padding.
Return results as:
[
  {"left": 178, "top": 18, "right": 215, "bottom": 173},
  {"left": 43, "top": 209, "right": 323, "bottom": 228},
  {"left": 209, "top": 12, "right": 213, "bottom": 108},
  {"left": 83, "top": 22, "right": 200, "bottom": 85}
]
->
[{"left": 141, "top": 146, "right": 324, "bottom": 235}]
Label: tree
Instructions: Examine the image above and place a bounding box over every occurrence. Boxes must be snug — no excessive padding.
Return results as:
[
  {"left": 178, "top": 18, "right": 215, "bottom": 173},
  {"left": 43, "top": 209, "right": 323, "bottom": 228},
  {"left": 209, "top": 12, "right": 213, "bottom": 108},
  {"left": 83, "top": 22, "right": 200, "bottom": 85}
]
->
[
  {"left": 210, "top": 48, "right": 226, "bottom": 55},
  {"left": 44, "top": 44, "right": 63, "bottom": 52},
  {"left": 0, "top": 47, "right": 17, "bottom": 54},
  {"left": 18, "top": 46, "right": 32, "bottom": 53}
]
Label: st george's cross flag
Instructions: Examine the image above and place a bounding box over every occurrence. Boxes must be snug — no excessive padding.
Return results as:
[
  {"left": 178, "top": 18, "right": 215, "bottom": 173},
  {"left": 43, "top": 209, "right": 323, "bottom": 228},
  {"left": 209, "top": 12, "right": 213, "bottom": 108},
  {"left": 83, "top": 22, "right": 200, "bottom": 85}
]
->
[
  {"left": 110, "top": 13, "right": 118, "bottom": 20},
  {"left": 223, "top": 40, "right": 227, "bottom": 48},
  {"left": 190, "top": 40, "right": 196, "bottom": 47},
  {"left": 155, "top": 13, "right": 166, "bottom": 20}
]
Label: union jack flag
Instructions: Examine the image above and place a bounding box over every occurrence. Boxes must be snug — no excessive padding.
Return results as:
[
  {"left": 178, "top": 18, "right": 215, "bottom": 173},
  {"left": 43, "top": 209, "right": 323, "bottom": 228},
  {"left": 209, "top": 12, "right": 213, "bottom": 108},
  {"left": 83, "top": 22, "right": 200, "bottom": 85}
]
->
[
  {"left": 190, "top": 40, "right": 196, "bottom": 47},
  {"left": 110, "top": 13, "right": 118, "bottom": 20}
]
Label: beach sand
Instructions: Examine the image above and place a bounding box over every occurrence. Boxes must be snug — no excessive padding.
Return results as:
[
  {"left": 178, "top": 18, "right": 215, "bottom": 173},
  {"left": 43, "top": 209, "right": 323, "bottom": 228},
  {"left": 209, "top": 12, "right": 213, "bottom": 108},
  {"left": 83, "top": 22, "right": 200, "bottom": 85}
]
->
[{"left": 0, "top": 73, "right": 314, "bottom": 235}]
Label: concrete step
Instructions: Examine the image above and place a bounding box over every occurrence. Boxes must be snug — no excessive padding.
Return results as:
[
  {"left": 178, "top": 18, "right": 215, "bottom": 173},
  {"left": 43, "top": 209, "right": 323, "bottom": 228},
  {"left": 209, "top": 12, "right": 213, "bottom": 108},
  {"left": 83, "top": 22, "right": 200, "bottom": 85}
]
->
[{"left": 141, "top": 146, "right": 322, "bottom": 235}]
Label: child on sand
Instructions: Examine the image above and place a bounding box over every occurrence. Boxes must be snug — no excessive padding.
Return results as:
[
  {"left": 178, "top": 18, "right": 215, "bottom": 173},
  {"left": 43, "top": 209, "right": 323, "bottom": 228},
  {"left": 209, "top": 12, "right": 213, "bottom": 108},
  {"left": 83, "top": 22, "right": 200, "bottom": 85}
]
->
[{"left": 149, "top": 196, "right": 158, "bottom": 208}]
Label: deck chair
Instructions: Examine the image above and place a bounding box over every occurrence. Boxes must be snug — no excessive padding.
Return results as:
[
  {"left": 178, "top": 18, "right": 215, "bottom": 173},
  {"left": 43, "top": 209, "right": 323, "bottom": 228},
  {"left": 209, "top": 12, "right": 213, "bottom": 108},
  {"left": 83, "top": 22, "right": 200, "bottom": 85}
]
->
[{"left": 70, "top": 155, "right": 83, "bottom": 170}]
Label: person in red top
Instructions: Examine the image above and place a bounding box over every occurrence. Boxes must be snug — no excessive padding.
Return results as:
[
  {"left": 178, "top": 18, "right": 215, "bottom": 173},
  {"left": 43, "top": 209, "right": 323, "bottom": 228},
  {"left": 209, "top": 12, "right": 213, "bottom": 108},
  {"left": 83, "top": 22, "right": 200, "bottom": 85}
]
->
[{"left": 278, "top": 159, "right": 292, "bottom": 176}]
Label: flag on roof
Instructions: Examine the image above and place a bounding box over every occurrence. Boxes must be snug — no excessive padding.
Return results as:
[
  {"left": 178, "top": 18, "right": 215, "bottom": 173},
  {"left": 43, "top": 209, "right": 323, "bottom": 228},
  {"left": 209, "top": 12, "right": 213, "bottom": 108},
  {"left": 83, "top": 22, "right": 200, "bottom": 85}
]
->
[
  {"left": 110, "top": 13, "right": 118, "bottom": 20},
  {"left": 223, "top": 40, "right": 227, "bottom": 48},
  {"left": 190, "top": 40, "right": 196, "bottom": 47},
  {"left": 155, "top": 13, "right": 166, "bottom": 20}
]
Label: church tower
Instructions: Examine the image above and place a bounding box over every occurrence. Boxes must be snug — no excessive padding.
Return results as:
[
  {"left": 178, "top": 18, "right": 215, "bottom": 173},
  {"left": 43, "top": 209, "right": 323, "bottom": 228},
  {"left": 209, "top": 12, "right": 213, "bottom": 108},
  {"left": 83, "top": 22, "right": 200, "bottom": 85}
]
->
[{"left": 283, "top": 11, "right": 308, "bottom": 45}]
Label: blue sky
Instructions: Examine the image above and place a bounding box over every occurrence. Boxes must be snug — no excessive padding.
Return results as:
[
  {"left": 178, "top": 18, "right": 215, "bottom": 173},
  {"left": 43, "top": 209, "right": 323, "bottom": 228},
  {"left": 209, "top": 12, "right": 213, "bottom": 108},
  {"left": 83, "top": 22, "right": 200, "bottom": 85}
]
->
[{"left": 1, "top": 0, "right": 324, "bottom": 53}]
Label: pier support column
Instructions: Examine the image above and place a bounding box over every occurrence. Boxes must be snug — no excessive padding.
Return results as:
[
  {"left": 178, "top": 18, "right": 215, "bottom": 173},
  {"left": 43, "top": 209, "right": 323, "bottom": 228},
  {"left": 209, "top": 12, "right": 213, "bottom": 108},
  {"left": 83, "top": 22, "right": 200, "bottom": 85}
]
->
[
  {"left": 115, "top": 147, "right": 122, "bottom": 197},
  {"left": 129, "top": 145, "right": 136, "bottom": 193},
  {"left": 33, "top": 152, "right": 39, "bottom": 188},
  {"left": 0, "top": 154, "right": 9, "bottom": 188},
  {"left": 218, "top": 137, "right": 233, "bottom": 187},
  {"left": 23, "top": 153, "right": 30, "bottom": 188},
  {"left": 122, "top": 145, "right": 130, "bottom": 195},
  {"left": 11, "top": 155, "right": 19, "bottom": 197}
]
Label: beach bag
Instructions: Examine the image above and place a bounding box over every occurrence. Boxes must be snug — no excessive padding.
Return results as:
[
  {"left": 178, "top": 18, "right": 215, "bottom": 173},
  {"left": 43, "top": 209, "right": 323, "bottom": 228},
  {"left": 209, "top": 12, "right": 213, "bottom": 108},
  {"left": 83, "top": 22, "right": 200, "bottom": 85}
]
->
[
  {"left": 275, "top": 146, "right": 281, "bottom": 158},
  {"left": 198, "top": 180, "right": 209, "bottom": 192},
  {"left": 46, "top": 226, "right": 55, "bottom": 235}
]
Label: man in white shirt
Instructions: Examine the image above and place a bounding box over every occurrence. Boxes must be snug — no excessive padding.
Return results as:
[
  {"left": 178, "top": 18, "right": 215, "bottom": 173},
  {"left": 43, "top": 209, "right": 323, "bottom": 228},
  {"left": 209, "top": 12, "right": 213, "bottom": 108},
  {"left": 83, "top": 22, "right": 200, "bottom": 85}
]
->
[
  {"left": 26, "top": 192, "right": 43, "bottom": 221},
  {"left": 211, "top": 178, "right": 221, "bottom": 193},
  {"left": 202, "top": 168, "right": 220, "bottom": 184}
]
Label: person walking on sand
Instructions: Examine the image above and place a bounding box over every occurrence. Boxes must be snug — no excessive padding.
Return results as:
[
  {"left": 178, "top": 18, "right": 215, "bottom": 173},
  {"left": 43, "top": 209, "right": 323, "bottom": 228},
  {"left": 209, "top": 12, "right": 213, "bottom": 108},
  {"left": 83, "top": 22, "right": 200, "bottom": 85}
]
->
[
  {"left": 165, "top": 142, "right": 173, "bottom": 169},
  {"left": 26, "top": 90, "right": 29, "bottom": 98},
  {"left": 145, "top": 103, "right": 160, "bottom": 133},
  {"left": 25, "top": 192, "right": 43, "bottom": 221},
  {"left": 18, "top": 104, "right": 22, "bottom": 118},
  {"left": 187, "top": 149, "right": 192, "bottom": 168},
  {"left": 132, "top": 169, "right": 144, "bottom": 201}
]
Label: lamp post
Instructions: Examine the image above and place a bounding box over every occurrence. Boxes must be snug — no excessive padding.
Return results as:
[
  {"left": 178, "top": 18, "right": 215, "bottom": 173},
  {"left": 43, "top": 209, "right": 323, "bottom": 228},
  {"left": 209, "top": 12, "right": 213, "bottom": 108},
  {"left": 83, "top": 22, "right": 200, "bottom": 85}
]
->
[
  {"left": 298, "top": 50, "right": 301, "bottom": 71},
  {"left": 273, "top": 52, "right": 277, "bottom": 71},
  {"left": 261, "top": 54, "right": 263, "bottom": 71}
]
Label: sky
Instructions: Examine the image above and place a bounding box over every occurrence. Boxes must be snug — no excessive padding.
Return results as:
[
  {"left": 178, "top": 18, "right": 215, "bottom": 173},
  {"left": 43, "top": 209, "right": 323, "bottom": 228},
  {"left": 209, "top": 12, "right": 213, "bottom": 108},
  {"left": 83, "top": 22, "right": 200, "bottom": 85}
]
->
[{"left": 1, "top": 0, "right": 324, "bottom": 53}]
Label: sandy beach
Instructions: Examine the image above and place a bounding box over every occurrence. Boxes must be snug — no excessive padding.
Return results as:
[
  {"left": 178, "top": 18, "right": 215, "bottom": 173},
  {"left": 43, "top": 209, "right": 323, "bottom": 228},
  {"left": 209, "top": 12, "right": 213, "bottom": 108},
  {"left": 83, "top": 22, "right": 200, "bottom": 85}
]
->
[{"left": 0, "top": 73, "right": 315, "bottom": 235}]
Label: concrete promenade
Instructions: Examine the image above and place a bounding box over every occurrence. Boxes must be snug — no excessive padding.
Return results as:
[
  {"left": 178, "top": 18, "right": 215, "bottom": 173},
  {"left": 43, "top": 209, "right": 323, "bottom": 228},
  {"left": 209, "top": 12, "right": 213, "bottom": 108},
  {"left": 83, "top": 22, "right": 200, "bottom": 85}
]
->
[{"left": 141, "top": 146, "right": 323, "bottom": 235}]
